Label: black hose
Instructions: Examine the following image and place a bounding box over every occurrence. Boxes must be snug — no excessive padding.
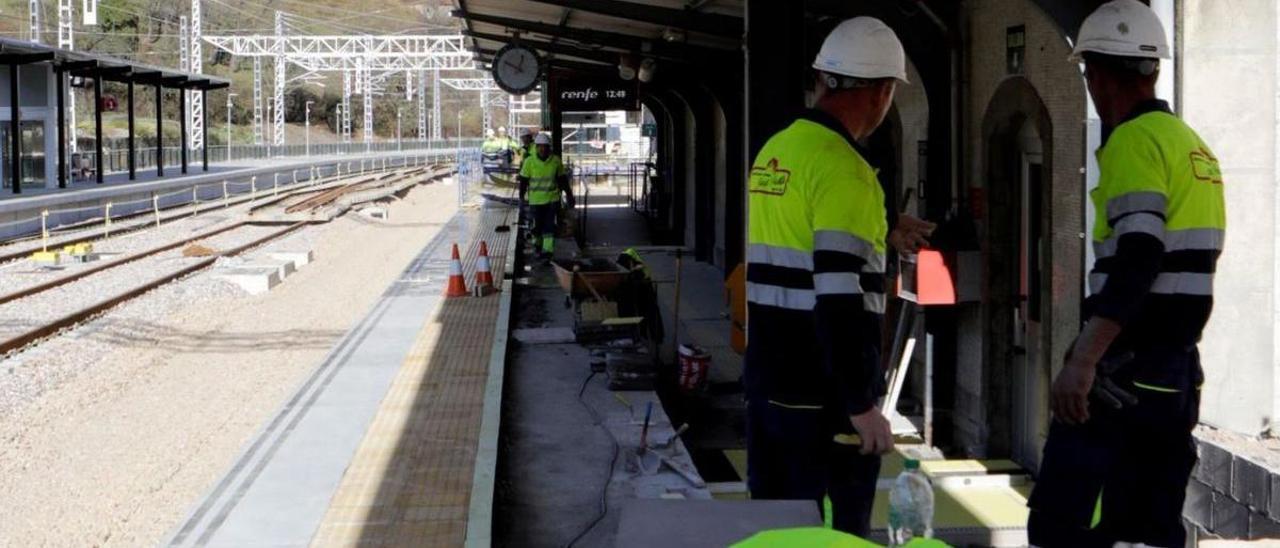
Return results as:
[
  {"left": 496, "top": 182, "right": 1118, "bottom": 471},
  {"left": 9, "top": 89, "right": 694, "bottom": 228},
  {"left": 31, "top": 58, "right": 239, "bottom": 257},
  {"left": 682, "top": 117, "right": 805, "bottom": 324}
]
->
[{"left": 563, "top": 371, "right": 621, "bottom": 548}]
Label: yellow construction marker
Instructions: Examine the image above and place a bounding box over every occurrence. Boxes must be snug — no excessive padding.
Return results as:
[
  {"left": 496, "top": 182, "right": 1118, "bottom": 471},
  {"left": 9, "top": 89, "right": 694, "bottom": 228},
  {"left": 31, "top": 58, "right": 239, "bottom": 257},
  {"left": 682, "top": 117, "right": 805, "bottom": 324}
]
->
[
  {"left": 62, "top": 243, "right": 92, "bottom": 256},
  {"left": 31, "top": 251, "right": 61, "bottom": 265}
]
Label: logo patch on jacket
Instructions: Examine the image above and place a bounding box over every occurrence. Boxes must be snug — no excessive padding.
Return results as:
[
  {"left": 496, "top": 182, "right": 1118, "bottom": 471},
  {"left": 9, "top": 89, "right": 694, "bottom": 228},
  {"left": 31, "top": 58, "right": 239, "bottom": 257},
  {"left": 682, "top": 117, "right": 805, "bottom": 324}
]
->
[
  {"left": 1190, "top": 148, "right": 1223, "bottom": 185},
  {"left": 749, "top": 158, "right": 791, "bottom": 196}
]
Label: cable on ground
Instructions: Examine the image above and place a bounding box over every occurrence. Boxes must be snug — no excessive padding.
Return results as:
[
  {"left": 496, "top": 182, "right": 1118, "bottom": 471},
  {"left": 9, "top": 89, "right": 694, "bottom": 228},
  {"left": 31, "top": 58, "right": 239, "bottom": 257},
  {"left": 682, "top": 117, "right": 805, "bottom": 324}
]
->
[{"left": 563, "top": 370, "right": 621, "bottom": 548}]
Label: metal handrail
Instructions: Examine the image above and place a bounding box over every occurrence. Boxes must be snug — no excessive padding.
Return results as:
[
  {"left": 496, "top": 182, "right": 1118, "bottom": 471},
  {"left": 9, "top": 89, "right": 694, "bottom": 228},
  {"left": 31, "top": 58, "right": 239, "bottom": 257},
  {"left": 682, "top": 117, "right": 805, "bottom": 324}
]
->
[{"left": 0, "top": 149, "right": 475, "bottom": 243}]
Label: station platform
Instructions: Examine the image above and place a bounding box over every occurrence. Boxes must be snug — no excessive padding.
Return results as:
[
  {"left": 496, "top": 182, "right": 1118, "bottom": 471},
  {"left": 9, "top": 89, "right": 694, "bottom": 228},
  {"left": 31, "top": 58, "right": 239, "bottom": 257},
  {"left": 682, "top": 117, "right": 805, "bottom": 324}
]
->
[
  {"left": 496, "top": 184, "right": 1033, "bottom": 547},
  {"left": 166, "top": 187, "right": 516, "bottom": 547}
]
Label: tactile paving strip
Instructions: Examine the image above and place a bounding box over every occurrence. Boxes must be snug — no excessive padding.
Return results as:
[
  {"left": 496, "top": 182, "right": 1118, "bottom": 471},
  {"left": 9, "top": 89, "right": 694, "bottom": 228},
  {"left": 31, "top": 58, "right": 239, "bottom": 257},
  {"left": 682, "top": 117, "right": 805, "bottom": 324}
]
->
[{"left": 311, "top": 199, "right": 514, "bottom": 547}]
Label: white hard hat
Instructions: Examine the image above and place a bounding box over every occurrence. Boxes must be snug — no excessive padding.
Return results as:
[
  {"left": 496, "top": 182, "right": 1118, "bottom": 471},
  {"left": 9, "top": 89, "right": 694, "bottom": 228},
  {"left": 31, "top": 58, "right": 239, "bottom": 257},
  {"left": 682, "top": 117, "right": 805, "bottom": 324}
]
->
[
  {"left": 1072, "top": 0, "right": 1170, "bottom": 61},
  {"left": 812, "top": 17, "right": 908, "bottom": 83},
  {"left": 534, "top": 133, "right": 551, "bottom": 145},
  {"left": 485, "top": 128, "right": 495, "bottom": 138},
  {"left": 498, "top": 126, "right": 508, "bottom": 134}
]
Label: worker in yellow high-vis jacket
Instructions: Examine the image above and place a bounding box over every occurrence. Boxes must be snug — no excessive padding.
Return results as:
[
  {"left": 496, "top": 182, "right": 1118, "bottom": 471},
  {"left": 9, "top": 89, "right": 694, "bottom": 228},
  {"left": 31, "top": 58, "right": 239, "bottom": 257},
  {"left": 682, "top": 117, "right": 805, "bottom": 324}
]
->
[
  {"left": 745, "top": 17, "right": 934, "bottom": 537},
  {"left": 516, "top": 130, "right": 536, "bottom": 167},
  {"left": 1027, "top": 2, "right": 1226, "bottom": 547},
  {"left": 518, "top": 133, "right": 574, "bottom": 259}
]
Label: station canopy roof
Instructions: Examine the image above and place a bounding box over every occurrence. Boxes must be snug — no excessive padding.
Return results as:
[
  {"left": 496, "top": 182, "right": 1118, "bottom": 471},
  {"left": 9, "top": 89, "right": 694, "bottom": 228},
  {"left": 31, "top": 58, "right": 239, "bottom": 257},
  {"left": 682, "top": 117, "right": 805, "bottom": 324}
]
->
[
  {"left": 450, "top": 0, "right": 970, "bottom": 76},
  {"left": 452, "top": 0, "right": 745, "bottom": 75},
  {"left": 0, "top": 36, "right": 231, "bottom": 90}
]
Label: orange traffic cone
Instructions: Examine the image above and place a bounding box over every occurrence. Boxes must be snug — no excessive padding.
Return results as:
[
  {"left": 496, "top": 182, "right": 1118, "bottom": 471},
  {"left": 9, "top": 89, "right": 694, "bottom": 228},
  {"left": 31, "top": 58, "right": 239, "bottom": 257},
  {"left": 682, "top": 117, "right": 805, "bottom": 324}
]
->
[
  {"left": 474, "top": 241, "right": 495, "bottom": 294},
  {"left": 445, "top": 243, "right": 469, "bottom": 297}
]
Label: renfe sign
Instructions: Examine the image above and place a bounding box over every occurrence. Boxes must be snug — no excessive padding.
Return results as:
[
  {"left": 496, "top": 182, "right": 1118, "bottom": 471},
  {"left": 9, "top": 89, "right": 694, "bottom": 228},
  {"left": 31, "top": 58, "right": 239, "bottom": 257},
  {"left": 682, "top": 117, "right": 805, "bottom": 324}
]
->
[{"left": 556, "top": 78, "right": 639, "bottom": 111}]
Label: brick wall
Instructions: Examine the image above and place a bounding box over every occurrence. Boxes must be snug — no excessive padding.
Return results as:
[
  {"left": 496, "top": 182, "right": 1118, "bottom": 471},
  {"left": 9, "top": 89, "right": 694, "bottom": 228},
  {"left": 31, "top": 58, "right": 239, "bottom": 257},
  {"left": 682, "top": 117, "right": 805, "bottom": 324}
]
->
[
  {"left": 956, "top": 0, "right": 1086, "bottom": 466},
  {"left": 1186, "top": 437, "right": 1280, "bottom": 542}
]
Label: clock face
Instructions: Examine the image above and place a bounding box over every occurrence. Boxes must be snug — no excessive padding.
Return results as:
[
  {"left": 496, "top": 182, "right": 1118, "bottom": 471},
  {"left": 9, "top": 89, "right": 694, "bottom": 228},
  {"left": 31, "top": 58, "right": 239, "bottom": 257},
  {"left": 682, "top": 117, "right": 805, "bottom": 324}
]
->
[{"left": 492, "top": 45, "right": 541, "bottom": 95}]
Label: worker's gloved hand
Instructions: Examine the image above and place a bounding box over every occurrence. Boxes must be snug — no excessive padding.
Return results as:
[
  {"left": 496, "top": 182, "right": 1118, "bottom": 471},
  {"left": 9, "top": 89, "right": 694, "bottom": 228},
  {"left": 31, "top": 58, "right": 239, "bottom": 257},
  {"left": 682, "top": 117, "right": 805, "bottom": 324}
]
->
[
  {"left": 1090, "top": 352, "right": 1139, "bottom": 411},
  {"left": 888, "top": 214, "right": 936, "bottom": 253}
]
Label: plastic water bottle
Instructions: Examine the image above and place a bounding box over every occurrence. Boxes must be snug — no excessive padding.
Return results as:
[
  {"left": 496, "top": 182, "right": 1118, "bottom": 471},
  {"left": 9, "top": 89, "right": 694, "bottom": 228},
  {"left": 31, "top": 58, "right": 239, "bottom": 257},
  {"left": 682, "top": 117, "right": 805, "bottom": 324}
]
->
[{"left": 888, "top": 458, "right": 934, "bottom": 545}]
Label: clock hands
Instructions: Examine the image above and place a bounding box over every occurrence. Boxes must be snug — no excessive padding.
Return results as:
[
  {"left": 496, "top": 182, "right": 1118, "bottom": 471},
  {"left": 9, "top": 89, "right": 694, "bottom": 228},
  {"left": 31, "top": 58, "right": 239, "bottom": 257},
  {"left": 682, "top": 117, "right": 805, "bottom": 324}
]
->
[{"left": 495, "top": 47, "right": 537, "bottom": 92}]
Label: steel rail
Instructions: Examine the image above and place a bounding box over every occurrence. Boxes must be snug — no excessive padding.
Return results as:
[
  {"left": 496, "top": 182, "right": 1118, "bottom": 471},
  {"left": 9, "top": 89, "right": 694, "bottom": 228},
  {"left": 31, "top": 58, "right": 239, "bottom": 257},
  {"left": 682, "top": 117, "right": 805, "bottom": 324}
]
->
[{"left": 0, "top": 222, "right": 308, "bottom": 355}]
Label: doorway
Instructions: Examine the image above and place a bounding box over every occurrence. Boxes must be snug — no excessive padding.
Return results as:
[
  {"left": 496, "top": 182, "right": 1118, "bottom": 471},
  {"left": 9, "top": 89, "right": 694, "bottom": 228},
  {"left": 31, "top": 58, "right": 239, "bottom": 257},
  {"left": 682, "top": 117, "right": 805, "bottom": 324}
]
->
[
  {"left": 980, "top": 77, "right": 1056, "bottom": 466},
  {"left": 0, "top": 120, "right": 47, "bottom": 189},
  {"left": 1011, "top": 121, "right": 1047, "bottom": 467}
]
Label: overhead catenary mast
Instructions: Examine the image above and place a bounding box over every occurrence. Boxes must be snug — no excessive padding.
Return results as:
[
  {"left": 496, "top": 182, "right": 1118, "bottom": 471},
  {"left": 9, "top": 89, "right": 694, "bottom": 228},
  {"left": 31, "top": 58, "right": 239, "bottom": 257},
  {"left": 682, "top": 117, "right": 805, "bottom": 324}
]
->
[
  {"left": 272, "top": 11, "right": 285, "bottom": 147},
  {"left": 180, "top": 16, "right": 189, "bottom": 73},
  {"left": 362, "top": 56, "right": 372, "bottom": 147},
  {"left": 190, "top": 0, "right": 204, "bottom": 151},
  {"left": 58, "top": 0, "right": 75, "bottom": 153},
  {"left": 202, "top": 29, "right": 476, "bottom": 147},
  {"left": 416, "top": 69, "right": 426, "bottom": 141},
  {"left": 431, "top": 68, "right": 441, "bottom": 141},
  {"left": 341, "top": 70, "right": 352, "bottom": 143},
  {"left": 29, "top": 0, "right": 42, "bottom": 43},
  {"left": 81, "top": 0, "right": 96, "bottom": 26},
  {"left": 252, "top": 56, "right": 264, "bottom": 145}
]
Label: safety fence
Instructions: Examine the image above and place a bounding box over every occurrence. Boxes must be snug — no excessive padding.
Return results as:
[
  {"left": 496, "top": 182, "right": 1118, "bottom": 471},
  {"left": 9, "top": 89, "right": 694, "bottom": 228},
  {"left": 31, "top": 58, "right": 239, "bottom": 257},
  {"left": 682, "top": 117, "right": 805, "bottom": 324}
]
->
[
  {"left": 455, "top": 148, "right": 484, "bottom": 207},
  {"left": 562, "top": 154, "right": 653, "bottom": 178},
  {"left": 1, "top": 149, "right": 477, "bottom": 244}
]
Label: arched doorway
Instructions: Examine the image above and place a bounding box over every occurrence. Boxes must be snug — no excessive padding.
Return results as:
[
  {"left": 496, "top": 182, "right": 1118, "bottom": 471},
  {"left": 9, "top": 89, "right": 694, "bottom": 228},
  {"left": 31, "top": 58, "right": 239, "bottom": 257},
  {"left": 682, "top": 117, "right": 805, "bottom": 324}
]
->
[{"left": 980, "top": 77, "right": 1054, "bottom": 468}]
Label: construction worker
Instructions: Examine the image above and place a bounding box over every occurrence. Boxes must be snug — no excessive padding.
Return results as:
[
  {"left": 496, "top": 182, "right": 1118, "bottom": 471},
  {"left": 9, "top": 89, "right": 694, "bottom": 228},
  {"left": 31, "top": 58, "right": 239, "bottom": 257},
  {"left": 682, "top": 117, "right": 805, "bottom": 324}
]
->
[
  {"left": 1027, "top": 2, "right": 1225, "bottom": 547},
  {"left": 518, "top": 133, "right": 574, "bottom": 260},
  {"left": 497, "top": 126, "right": 518, "bottom": 165},
  {"left": 616, "top": 248, "right": 663, "bottom": 344},
  {"left": 481, "top": 128, "right": 499, "bottom": 152},
  {"left": 617, "top": 247, "right": 653, "bottom": 280},
  {"left": 745, "top": 17, "right": 934, "bottom": 537},
  {"left": 481, "top": 128, "right": 504, "bottom": 165},
  {"left": 516, "top": 130, "right": 536, "bottom": 167}
]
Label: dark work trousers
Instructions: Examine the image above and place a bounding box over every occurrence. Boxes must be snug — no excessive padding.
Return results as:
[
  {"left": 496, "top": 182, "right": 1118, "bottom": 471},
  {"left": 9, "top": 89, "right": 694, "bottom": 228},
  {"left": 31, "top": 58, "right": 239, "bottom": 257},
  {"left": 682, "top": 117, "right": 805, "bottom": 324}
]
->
[
  {"left": 529, "top": 202, "right": 558, "bottom": 254},
  {"left": 746, "top": 398, "right": 881, "bottom": 537},
  {"left": 1028, "top": 347, "right": 1203, "bottom": 548}
]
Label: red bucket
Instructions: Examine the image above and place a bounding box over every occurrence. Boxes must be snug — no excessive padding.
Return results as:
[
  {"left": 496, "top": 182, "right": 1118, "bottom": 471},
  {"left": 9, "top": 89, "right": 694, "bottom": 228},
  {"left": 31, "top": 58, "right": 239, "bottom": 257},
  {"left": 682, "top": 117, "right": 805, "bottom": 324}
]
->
[{"left": 678, "top": 344, "right": 711, "bottom": 392}]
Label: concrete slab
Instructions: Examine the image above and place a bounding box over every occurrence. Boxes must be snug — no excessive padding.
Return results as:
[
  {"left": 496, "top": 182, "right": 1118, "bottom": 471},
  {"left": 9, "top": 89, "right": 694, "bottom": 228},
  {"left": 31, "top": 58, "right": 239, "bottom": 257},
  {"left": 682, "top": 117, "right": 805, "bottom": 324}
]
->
[
  {"left": 217, "top": 266, "right": 282, "bottom": 295},
  {"left": 246, "top": 259, "right": 296, "bottom": 282},
  {"left": 614, "top": 499, "right": 822, "bottom": 548},
  {"left": 268, "top": 250, "right": 314, "bottom": 268},
  {"left": 512, "top": 327, "right": 577, "bottom": 344},
  {"left": 359, "top": 206, "right": 389, "bottom": 220}
]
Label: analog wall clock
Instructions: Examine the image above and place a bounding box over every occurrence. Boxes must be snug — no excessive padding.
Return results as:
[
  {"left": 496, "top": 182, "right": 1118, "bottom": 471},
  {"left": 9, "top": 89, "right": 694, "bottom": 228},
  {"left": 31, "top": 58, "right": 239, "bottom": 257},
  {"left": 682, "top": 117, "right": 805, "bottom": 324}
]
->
[{"left": 492, "top": 43, "right": 542, "bottom": 95}]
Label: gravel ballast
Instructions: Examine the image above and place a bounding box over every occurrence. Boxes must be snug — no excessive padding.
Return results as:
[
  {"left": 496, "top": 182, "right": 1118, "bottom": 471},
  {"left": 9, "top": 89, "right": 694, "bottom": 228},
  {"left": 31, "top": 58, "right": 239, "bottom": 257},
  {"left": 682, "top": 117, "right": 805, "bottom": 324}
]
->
[
  {"left": 0, "top": 224, "right": 285, "bottom": 344},
  {"left": 0, "top": 178, "right": 456, "bottom": 547}
]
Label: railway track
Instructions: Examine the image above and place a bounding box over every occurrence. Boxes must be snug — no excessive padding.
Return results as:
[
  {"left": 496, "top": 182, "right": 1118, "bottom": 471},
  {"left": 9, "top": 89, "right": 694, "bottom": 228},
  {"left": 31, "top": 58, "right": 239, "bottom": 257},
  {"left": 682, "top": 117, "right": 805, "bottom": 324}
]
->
[
  {"left": 282, "top": 168, "right": 416, "bottom": 213},
  {"left": 0, "top": 222, "right": 306, "bottom": 355},
  {"left": 0, "top": 165, "right": 456, "bottom": 356},
  {"left": 0, "top": 166, "right": 415, "bottom": 265},
  {"left": 250, "top": 165, "right": 448, "bottom": 217},
  {"left": 0, "top": 167, "right": 447, "bottom": 303}
]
